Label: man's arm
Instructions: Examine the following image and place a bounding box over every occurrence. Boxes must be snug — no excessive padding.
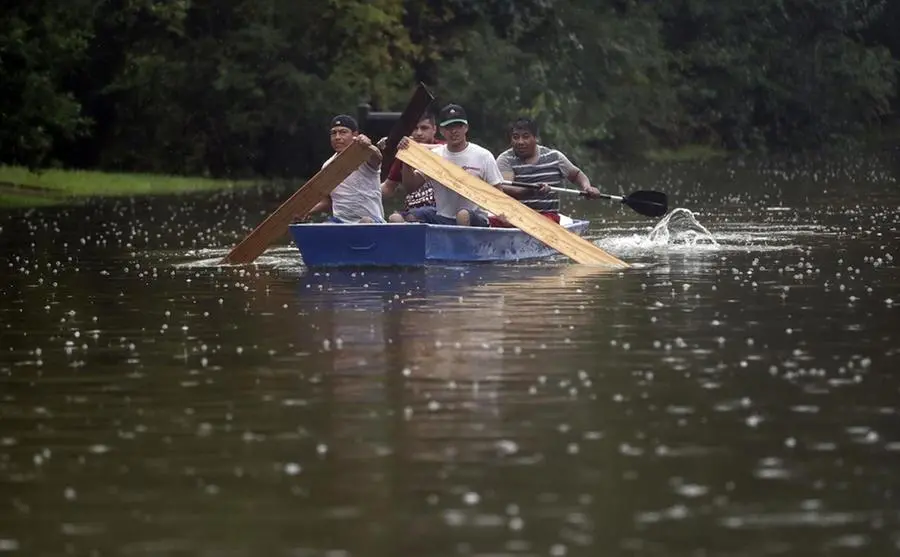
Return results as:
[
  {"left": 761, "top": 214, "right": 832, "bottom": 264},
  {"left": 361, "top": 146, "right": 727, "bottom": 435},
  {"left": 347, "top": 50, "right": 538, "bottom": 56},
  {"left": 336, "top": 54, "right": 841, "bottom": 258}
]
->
[
  {"left": 568, "top": 168, "right": 592, "bottom": 190},
  {"left": 367, "top": 149, "right": 382, "bottom": 168},
  {"left": 400, "top": 164, "right": 426, "bottom": 193},
  {"left": 397, "top": 137, "right": 427, "bottom": 192},
  {"left": 303, "top": 196, "right": 332, "bottom": 219},
  {"left": 381, "top": 159, "right": 405, "bottom": 197},
  {"left": 559, "top": 151, "right": 600, "bottom": 198},
  {"left": 483, "top": 152, "right": 506, "bottom": 189},
  {"left": 354, "top": 134, "right": 382, "bottom": 168},
  {"left": 381, "top": 178, "right": 399, "bottom": 197},
  {"left": 495, "top": 152, "right": 529, "bottom": 197}
]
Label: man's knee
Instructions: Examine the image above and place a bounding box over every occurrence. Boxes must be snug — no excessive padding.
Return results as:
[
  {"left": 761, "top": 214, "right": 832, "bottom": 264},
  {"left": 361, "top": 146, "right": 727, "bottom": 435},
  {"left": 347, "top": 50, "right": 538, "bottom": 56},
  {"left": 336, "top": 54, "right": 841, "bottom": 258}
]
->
[{"left": 455, "top": 208, "right": 489, "bottom": 227}]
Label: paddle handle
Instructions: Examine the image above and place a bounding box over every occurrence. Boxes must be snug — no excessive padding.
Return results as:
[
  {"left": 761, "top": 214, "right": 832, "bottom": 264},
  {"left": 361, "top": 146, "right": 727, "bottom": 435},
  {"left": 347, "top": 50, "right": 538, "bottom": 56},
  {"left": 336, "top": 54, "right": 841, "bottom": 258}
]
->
[
  {"left": 501, "top": 180, "right": 623, "bottom": 202},
  {"left": 503, "top": 180, "right": 668, "bottom": 218}
]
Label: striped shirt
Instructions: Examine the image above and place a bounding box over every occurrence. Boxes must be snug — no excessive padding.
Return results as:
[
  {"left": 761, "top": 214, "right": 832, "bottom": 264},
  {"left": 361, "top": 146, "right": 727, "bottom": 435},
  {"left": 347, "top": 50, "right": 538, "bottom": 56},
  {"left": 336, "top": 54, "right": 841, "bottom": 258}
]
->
[{"left": 496, "top": 146, "right": 579, "bottom": 212}]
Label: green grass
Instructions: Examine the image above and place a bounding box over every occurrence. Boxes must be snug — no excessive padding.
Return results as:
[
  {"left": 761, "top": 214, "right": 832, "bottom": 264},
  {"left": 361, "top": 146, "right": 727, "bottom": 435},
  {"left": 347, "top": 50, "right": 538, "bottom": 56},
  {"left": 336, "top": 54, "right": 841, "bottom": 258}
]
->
[
  {"left": 643, "top": 144, "right": 728, "bottom": 162},
  {"left": 0, "top": 165, "right": 260, "bottom": 208},
  {"left": 0, "top": 192, "right": 61, "bottom": 208}
]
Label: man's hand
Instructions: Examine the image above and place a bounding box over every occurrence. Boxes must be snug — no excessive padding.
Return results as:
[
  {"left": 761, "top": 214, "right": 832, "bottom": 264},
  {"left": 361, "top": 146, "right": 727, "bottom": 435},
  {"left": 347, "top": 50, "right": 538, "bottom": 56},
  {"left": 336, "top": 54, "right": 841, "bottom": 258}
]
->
[
  {"left": 581, "top": 185, "right": 602, "bottom": 199},
  {"left": 354, "top": 134, "right": 372, "bottom": 147},
  {"left": 537, "top": 183, "right": 551, "bottom": 195},
  {"left": 398, "top": 136, "right": 411, "bottom": 150}
]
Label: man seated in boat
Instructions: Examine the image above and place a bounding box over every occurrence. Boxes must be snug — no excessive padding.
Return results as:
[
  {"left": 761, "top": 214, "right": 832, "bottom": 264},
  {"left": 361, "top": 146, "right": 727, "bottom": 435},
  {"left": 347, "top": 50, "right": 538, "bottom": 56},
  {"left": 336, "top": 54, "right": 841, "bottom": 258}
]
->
[
  {"left": 378, "top": 113, "right": 445, "bottom": 223},
  {"left": 398, "top": 103, "right": 504, "bottom": 227},
  {"left": 305, "top": 115, "right": 386, "bottom": 223},
  {"left": 492, "top": 117, "right": 602, "bottom": 226}
]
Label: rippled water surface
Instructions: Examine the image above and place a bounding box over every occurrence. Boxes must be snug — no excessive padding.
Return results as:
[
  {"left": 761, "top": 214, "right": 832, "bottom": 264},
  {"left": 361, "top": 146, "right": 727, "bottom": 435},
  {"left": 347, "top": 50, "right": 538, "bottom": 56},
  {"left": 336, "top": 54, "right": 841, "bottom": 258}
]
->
[{"left": 1, "top": 150, "right": 899, "bottom": 556}]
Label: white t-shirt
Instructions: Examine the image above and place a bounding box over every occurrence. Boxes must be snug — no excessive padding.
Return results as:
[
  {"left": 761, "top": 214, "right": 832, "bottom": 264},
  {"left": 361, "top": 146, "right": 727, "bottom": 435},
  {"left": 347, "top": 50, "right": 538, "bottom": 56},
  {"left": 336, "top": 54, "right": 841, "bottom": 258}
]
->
[
  {"left": 426, "top": 142, "right": 504, "bottom": 219},
  {"left": 321, "top": 155, "right": 385, "bottom": 223}
]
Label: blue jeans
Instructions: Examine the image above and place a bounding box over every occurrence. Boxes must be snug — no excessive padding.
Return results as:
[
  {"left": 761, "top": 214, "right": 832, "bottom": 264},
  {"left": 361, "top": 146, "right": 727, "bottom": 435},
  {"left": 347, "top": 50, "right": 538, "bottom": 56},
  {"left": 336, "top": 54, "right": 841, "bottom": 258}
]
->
[{"left": 408, "top": 206, "right": 489, "bottom": 227}]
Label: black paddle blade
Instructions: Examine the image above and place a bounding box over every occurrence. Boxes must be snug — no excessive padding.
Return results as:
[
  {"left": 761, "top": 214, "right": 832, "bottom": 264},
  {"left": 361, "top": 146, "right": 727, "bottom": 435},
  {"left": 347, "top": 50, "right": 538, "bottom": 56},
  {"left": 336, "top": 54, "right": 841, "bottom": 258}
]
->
[{"left": 623, "top": 190, "right": 668, "bottom": 218}]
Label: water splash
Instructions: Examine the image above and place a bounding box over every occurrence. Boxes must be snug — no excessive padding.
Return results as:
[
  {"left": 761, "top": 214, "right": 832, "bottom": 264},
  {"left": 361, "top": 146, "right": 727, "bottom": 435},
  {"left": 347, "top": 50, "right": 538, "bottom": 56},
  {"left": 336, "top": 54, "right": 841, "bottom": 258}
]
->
[
  {"left": 647, "top": 208, "right": 719, "bottom": 247},
  {"left": 594, "top": 207, "right": 729, "bottom": 259},
  {"left": 171, "top": 246, "right": 302, "bottom": 270}
]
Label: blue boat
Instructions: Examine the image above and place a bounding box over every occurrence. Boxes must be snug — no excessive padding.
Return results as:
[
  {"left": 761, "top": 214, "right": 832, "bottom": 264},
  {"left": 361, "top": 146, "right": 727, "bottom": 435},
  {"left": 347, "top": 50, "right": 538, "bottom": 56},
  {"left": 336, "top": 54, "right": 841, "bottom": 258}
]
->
[{"left": 288, "top": 215, "right": 590, "bottom": 267}]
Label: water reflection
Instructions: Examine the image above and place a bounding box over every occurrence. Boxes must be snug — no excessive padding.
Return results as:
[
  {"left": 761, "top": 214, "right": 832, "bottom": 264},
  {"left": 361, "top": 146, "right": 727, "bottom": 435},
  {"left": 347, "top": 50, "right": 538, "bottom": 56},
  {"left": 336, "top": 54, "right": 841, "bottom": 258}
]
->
[{"left": 287, "top": 265, "right": 621, "bottom": 556}]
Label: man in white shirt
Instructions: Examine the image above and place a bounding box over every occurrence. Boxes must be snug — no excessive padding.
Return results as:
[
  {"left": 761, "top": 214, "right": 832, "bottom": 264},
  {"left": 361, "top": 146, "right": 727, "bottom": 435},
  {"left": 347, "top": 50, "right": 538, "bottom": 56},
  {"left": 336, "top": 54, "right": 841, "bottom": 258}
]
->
[
  {"left": 307, "top": 114, "right": 386, "bottom": 223},
  {"left": 399, "top": 104, "right": 503, "bottom": 227}
]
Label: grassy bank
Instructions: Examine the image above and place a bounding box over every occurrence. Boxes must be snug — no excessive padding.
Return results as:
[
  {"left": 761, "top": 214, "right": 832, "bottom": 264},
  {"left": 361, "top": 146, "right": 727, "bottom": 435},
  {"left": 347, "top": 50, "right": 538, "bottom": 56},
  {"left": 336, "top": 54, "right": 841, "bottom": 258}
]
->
[{"left": 0, "top": 166, "right": 260, "bottom": 208}]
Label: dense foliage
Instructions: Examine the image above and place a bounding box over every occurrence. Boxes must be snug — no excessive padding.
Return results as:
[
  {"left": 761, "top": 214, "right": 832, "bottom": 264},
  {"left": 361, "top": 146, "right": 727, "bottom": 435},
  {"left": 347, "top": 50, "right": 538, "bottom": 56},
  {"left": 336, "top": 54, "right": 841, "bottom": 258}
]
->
[{"left": 2, "top": 0, "right": 897, "bottom": 177}]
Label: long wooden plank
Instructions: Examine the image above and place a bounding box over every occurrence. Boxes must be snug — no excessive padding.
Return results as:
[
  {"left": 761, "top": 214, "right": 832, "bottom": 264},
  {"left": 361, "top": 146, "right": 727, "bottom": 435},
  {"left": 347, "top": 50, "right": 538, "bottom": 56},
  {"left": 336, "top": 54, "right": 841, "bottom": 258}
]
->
[
  {"left": 396, "top": 140, "right": 630, "bottom": 268},
  {"left": 379, "top": 82, "right": 435, "bottom": 180},
  {"left": 220, "top": 141, "right": 371, "bottom": 265}
]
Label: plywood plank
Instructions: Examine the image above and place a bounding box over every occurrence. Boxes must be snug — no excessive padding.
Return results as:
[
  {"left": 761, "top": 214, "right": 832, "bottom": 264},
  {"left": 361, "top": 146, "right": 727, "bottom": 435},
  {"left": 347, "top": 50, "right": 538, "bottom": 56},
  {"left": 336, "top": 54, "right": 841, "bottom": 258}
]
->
[
  {"left": 396, "top": 140, "right": 629, "bottom": 268},
  {"left": 220, "top": 142, "right": 372, "bottom": 265},
  {"left": 379, "top": 83, "right": 435, "bottom": 180}
]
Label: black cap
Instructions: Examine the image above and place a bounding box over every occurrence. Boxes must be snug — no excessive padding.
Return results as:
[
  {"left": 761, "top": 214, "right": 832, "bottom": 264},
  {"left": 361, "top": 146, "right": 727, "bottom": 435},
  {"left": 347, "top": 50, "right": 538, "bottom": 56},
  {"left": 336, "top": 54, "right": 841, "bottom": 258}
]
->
[
  {"left": 438, "top": 104, "right": 468, "bottom": 127},
  {"left": 330, "top": 114, "right": 358, "bottom": 132}
]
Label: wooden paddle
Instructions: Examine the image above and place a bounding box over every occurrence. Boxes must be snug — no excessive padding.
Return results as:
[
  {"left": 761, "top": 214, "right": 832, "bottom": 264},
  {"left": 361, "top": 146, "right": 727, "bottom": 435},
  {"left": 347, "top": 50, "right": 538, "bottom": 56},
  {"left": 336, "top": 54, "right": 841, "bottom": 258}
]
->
[
  {"left": 219, "top": 141, "right": 372, "bottom": 265},
  {"left": 379, "top": 82, "right": 435, "bottom": 180},
  {"left": 502, "top": 180, "right": 669, "bottom": 218},
  {"left": 396, "top": 140, "right": 630, "bottom": 268}
]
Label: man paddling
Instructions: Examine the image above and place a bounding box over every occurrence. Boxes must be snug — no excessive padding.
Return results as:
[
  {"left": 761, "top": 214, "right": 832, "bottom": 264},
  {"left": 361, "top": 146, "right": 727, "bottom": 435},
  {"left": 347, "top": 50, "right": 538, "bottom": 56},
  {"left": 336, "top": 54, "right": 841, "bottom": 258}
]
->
[
  {"left": 398, "top": 103, "right": 503, "bottom": 227},
  {"left": 494, "top": 117, "right": 601, "bottom": 225},
  {"left": 378, "top": 113, "right": 444, "bottom": 222},
  {"left": 306, "top": 115, "right": 386, "bottom": 223}
]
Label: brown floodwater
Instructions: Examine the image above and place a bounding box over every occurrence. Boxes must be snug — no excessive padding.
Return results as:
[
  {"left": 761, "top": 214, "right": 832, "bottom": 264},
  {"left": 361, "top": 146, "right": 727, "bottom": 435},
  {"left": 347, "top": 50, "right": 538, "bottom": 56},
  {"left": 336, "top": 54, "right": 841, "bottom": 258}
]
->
[{"left": 1, "top": 148, "right": 899, "bottom": 556}]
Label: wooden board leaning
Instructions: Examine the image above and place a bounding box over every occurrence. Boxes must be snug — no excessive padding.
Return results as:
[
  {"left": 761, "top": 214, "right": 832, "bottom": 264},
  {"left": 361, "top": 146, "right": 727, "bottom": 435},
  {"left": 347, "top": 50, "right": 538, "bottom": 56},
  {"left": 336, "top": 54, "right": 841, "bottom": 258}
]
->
[
  {"left": 220, "top": 142, "right": 372, "bottom": 265},
  {"left": 379, "top": 83, "right": 435, "bottom": 180},
  {"left": 395, "top": 140, "right": 630, "bottom": 268}
]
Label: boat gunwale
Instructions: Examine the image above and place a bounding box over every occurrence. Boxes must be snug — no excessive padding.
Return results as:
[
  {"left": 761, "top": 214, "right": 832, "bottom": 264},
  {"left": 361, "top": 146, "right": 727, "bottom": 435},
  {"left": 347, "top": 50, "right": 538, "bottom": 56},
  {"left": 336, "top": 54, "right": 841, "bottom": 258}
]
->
[
  {"left": 287, "top": 216, "right": 591, "bottom": 266},
  {"left": 287, "top": 218, "right": 589, "bottom": 235}
]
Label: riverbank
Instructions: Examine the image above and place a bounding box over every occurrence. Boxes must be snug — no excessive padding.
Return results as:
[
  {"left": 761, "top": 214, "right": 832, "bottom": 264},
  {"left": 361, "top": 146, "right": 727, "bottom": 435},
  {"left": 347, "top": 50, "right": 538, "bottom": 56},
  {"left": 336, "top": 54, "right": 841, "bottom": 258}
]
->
[{"left": 0, "top": 166, "right": 261, "bottom": 208}]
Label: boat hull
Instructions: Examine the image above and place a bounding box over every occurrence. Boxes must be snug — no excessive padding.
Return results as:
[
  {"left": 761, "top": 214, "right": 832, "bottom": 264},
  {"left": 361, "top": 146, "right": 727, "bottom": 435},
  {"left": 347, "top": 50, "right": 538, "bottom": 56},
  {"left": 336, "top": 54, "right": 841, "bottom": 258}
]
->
[{"left": 288, "top": 217, "right": 590, "bottom": 267}]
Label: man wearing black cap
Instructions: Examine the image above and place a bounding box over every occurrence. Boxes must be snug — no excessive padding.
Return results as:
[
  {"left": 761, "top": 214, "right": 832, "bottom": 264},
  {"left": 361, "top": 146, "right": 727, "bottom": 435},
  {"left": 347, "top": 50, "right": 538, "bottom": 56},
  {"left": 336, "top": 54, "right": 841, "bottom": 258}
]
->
[
  {"left": 398, "top": 103, "right": 504, "bottom": 227},
  {"left": 307, "top": 114, "right": 386, "bottom": 223}
]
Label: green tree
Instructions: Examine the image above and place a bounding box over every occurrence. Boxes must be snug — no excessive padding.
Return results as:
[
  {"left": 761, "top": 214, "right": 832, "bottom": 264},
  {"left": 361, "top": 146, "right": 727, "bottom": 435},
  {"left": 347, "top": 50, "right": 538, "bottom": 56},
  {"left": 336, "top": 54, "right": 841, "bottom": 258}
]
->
[
  {"left": 659, "top": 0, "right": 896, "bottom": 148},
  {"left": 94, "top": 0, "right": 418, "bottom": 178},
  {"left": 2, "top": 0, "right": 899, "bottom": 178},
  {"left": 0, "top": 2, "right": 93, "bottom": 168}
]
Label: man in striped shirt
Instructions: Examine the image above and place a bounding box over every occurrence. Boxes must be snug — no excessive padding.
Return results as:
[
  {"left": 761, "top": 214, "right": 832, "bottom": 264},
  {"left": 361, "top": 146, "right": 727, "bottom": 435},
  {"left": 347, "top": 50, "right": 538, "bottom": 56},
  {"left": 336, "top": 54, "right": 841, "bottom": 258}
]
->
[{"left": 495, "top": 117, "right": 601, "bottom": 225}]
